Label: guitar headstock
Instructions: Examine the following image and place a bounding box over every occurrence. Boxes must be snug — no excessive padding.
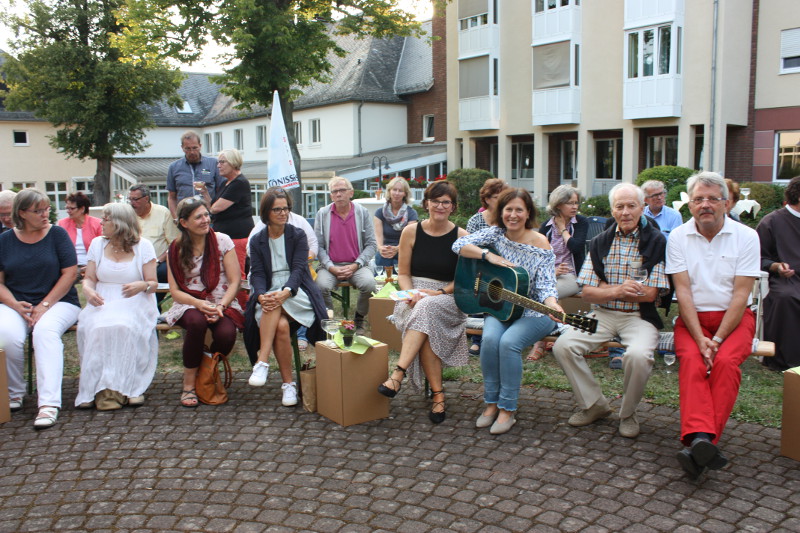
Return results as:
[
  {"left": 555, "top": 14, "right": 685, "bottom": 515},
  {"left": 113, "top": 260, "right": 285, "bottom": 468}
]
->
[{"left": 564, "top": 313, "right": 598, "bottom": 334}]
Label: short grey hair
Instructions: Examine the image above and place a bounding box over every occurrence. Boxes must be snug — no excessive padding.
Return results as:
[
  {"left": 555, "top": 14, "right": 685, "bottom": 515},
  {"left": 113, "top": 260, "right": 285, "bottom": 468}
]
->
[
  {"left": 608, "top": 183, "right": 644, "bottom": 207},
  {"left": 12, "top": 188, "right": 50, "bottom": 229},
  {"left": 181, "top": 130, "right": 201, "bottom": 145},
  {"left": 129, "top": 183, "right": 151, "bottom": 198},
  {"left": 547, "top": 185, "right": 581, "bottom": 217},
  {"left": 328, "top": 176, "right": 352, "bottom": 191},
  {"left": 687, "top": 171, "right": 728, "bottom": 201},
  {"left": 0, "top": 190, "right": 17, "bottom": 207},
  {"left": 640, "top": 180, "right": 665, "bottom": 194},
  {"left": 218, "top": 148, "right": 243, "bottom": 170}
]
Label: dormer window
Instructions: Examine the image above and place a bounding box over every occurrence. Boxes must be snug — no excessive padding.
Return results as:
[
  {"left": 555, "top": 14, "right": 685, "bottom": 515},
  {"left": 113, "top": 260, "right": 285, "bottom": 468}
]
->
[{"left": 176, "top": 101, "right": 193, "bottom": 114}]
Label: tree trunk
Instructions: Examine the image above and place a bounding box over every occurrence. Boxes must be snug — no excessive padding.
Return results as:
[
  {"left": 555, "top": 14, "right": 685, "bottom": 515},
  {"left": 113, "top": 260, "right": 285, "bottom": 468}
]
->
[
  {"left": 279, "top": 93, "right": 303, "bottom": 215},
  {"left": 93, "top": 157, "right": 112, "bottom": 205}
]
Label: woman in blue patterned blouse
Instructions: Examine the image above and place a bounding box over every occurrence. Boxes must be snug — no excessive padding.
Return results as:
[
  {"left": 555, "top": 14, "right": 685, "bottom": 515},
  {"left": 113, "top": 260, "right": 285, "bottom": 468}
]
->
[{"left": 452, "top": 188, "right": 562, "bottom": 434}]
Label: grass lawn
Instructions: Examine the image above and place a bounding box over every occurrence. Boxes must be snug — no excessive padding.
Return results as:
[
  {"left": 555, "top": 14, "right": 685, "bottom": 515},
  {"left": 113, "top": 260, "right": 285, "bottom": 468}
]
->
[{"left": 57, "top": 288, "right": 783, "bottom": 428}]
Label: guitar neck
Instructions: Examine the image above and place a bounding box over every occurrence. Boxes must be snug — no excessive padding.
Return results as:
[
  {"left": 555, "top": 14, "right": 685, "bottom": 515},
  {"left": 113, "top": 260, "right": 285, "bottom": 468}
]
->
[{"left": 498, "top": 287, "right": 565, "bottom": 321}]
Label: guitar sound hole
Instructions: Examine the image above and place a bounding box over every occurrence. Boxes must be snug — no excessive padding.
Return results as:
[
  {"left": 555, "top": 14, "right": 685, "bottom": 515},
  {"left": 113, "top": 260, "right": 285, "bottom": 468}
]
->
[{"left": 486, "top": 280, "right": 503, "bottom": 303}]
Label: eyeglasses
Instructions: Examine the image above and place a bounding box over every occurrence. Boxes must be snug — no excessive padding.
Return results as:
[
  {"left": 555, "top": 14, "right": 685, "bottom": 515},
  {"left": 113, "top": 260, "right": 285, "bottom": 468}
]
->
[
  {"left": 25, "top": 207, "right": 51, "bottom": 216},
  {"left": 217, "top": 159, "right": 229, "bottom": 165},
  {"left": 429, "top": 200, "right": 453, "bottom": 208},
  {"left": 0, "top": 212, "right": 11, "bottom": 218},
  {"left": 65, "top": 206, "right": 78, "bottom": 212},
  {"left": 690, "top": 196, "right": 725, "bottom": 205},
  {"left": 270, "top": 207, "right": 291, "bottom": 214},
  {"left": 563, "top": 201, "right": 579, "bottom": 206},
  {"left": 646, "top": 191, "right": 666, "bottom": 199},
  {"left": 127, "top": 195, "right": 146, "bottom": 203},
  {"left": 330, "top": 188, "right": 350, "bottom": 195}
]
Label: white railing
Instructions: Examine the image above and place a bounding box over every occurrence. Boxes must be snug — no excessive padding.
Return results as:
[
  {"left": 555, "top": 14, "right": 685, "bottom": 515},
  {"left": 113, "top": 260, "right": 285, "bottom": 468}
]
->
[{"left": 532, "top": 86, "right": 581, "bottom": 125}]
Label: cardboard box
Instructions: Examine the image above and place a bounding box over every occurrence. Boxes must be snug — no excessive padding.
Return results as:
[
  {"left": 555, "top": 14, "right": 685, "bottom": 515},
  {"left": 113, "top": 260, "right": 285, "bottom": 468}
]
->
[
  {"left": 0, "top": 350, "right": 10, "bottom": 424},
  {"left": 315, "top": 341, "right": 390, "bottom": 427},
  {"left": 368, "top": 297, "right": 402, "bottom": 352},
  {"left": 781, "top": 368, "right": 800, "bottom": 461}
]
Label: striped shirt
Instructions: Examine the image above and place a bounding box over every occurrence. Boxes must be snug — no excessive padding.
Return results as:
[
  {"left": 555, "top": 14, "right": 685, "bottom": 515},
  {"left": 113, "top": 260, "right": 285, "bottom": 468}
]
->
[{"left": 576, "top": 228, "right": 669, "bottom": 312}]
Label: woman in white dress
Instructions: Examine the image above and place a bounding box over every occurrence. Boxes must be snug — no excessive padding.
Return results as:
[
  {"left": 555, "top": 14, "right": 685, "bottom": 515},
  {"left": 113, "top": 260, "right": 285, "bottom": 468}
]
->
[{"left": 76, "top": 203, "right": 159, "bottom": 410}]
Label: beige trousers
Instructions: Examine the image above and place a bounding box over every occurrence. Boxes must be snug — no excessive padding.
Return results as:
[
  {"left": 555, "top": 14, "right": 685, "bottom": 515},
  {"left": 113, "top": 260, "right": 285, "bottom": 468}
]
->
[{"left": 553, "top": 307, "right": 659, "bottom": 419}]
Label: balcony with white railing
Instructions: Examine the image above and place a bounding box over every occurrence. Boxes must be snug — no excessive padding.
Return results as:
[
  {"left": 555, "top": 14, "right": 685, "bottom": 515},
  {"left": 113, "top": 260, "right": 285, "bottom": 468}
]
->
[
  {"left": 458, "top": 24, "right": 500, "bottom": 59},
  {"left": 623, "top": 74, "right": 682, "bottom": 119},
  {"left": 532, "top": 2, "right": 582, "bottom": 46},
  {"left": 459, "top": 95, "right": 500, "bottom": 131},
  {"left": 624, "top": 0, "right": 684, "bottom": 30},
  {"left": 532, "top": 86, "right": 581, "bottom": 125}
]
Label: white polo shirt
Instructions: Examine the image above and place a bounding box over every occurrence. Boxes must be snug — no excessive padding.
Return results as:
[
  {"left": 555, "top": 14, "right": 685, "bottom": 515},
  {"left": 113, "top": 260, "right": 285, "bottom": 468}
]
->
[{"left": 666, "top": 216, "right": 761, "bottom": 311}]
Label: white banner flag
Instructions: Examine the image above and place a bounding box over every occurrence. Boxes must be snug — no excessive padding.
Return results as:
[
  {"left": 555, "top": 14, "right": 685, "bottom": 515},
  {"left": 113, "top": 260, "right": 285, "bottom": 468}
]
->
[{"left": 267, "top": 90, "right": 300, "bottom": 190}]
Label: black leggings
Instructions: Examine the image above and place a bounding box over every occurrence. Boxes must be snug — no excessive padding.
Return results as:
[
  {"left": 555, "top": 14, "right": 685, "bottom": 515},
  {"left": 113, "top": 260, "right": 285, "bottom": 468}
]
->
[{"left": 177, "top": 309, "right": 237, "bottom": 368}]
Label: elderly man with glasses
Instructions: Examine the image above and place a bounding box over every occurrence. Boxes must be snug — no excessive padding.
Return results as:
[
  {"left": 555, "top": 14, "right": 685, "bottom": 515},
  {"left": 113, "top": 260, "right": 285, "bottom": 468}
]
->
[
  {"left": 666, "top": 171, "right": 761, "bottom": 479},
  {"left": 0, "top": 190, "right": 16, "bottom": 234},
  {"left": 129, "top": 184, "right": 179, "bottom": 310},
  {"left": 313, "top": 176, "right": 377, "bottom": 333},
  {"left": 641, "top": 180, "right": 683, "bottom": 237}
]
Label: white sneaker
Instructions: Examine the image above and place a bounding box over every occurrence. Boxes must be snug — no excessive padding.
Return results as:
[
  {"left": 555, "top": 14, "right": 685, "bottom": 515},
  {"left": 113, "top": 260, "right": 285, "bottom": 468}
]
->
[
  {"left": 9, "top": 397, "right": 23, "bottom": 412},
  {"left": 248, "top": 361, "right": 270, "bottom": 386},
  {"left": 281, "top": 382, "right": 298, "bottom": 406}
]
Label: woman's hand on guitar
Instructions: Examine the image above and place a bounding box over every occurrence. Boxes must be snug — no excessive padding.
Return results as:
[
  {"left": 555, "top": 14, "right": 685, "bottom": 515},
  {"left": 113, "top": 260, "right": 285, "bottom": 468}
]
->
[
  {"left": 544, "top": 297, "right": 565, "bottom": 323},
  {"left": 488, "top": 252, "right": 515, "bottom": 268}
]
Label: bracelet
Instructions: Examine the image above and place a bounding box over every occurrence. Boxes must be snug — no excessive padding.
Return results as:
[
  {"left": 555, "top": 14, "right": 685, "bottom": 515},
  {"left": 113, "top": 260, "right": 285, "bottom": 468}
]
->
[
  {"left": 712, "top": 335, "right": 724, "bottom": 344},
  {"left": 438, "top": 288, "right": 446, "bottom": 295}
]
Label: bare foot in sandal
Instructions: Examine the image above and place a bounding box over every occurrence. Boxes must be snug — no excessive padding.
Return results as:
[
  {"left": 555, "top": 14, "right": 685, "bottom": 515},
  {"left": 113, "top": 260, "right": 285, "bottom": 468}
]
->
[
  {"left": 180, "top": 389, "right": 198, "bottom": 408},
  {"left": 526, "top": 341, "right": 547, "bottom": 361}
]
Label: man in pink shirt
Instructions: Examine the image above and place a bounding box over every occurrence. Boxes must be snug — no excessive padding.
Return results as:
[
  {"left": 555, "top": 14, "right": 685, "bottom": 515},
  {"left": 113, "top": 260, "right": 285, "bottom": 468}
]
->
[{"left": 314, "top": 177, "right": 377, "bottom": 333}]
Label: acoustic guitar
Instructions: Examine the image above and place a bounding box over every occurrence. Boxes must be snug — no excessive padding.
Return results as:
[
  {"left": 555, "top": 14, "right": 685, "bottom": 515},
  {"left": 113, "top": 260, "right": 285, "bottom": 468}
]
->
[{"left": 454, "top": 254, "right": 598, "bottom": 334}]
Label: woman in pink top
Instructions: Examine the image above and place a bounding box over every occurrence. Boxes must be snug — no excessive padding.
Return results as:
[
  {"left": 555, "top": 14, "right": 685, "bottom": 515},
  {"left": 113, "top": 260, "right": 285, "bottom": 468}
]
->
[{"left": 57, "top": 192, "right": 102, "bottom": 278}]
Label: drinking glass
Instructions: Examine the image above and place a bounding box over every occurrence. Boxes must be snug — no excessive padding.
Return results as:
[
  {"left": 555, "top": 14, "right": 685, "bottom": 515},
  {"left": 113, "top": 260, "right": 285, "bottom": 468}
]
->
[
  {"left": 663, "top": 352, "right": 676, "bottom": 374},
  {"left": 321, "top": 319, "right": 339, "bottom": 347},
  {"left": 630, "top": 266, "right": 648, "bottom": 296},
  {"left": 741, "top": 187, "right": 751, "bottom": 200}
]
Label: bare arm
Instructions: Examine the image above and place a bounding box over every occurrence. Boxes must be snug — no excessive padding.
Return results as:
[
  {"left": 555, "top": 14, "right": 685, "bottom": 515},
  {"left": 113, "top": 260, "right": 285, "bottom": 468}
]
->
[
  {"left": 209, "top": 197, "right": 233, "bottom": 214},
  {"left": 30, "top": 264, "right": 78, "bottom": 325},
  {"left": 396, "top": 223, "right": 416, "bottom": 291},
  {"left": 168, "top": 191, "right": 178, "bottom": 219},
  {"left": 581, "top": 280, "right": 657, "bottom": 305}
]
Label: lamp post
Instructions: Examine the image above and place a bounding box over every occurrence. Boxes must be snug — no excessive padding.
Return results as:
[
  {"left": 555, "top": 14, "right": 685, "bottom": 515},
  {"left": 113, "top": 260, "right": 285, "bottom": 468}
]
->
[{"left": 371, "top": 156, "right": 390, "bottom": 191}]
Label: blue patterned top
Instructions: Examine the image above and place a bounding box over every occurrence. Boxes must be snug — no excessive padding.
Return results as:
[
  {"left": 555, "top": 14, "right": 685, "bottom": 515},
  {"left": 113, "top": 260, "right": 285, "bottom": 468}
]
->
[{"left": 452, "top": 226, "right": 558, "bottom": 318}]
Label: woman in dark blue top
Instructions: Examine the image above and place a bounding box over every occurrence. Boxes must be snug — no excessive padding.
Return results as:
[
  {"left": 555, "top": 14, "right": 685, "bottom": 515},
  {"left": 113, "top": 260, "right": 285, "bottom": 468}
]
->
[
  {"left": 0, "top": 188, "right": 81, "bottom": 430},
  {"left": 376, "top": 181, "right": 469, "bottom": 424}
]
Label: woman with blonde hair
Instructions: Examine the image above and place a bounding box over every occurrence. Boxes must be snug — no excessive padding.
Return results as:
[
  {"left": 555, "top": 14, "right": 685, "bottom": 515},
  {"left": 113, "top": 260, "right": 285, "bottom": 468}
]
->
[
  {"left": 374, "top": 177, "right": 418, "bottom": 269},
  {"left": 76, "top": 202, "right": 159, "bottom": 410}
]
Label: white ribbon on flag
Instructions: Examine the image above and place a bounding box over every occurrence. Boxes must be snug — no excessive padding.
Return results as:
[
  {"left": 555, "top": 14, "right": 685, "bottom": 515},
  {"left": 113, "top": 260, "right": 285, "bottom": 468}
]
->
[{"left": 267, "top": 90, "right": 300, "bottom": 190}]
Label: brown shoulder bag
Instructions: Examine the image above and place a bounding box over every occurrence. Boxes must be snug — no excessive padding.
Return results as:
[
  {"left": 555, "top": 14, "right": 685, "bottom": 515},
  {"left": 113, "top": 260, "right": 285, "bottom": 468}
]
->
[{"left": 196, "top": 351, "right": 232, "bottom": 405}]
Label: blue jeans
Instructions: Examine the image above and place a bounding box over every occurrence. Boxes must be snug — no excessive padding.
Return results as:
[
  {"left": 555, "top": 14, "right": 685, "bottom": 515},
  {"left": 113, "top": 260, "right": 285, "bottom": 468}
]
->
[{"left": 481, "top": 314, "right": 555, "bottom": 411}]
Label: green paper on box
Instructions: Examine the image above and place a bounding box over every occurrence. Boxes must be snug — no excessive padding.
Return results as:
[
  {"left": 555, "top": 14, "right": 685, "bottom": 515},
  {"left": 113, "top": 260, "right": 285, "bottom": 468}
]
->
[
  {"left": 333, "top": 332, "right": 382, "bottom": 353},
  {"left": 373, "top": 282, "right": 398, "bottom": 299}
]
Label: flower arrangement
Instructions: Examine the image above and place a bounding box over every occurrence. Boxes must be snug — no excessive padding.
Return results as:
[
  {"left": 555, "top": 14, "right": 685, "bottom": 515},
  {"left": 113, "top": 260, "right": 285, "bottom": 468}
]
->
[
  {"left": 434, "top": 174, "right": 447, "bottom": 181},
  {"left": 339, "top": 319, "right": 355, "bottom": 335}
]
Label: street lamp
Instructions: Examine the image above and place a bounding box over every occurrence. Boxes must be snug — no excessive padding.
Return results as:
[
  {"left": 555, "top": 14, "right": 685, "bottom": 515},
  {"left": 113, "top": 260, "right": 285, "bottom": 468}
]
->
[{"left": 371, "top": 156, "right": 390, "bottom": 189}]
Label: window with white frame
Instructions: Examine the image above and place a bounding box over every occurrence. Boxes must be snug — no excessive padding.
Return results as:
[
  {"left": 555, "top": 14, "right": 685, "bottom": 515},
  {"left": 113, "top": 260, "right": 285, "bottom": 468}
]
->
[
  {"left": 203, "top": 133, "right": 212, "bottom": 150},
  {"left": 256, "top": 125, "right": 267, "bottom": 149},
  {"left": 511, "top": 142, "right": 534, "bottom": 181},
  {"left": 422, "top": 115, "right": 435, "bottom": 141},
  {"left": 595, "top": 138, "right": 622, "bottom": 180},
  {"left": 13, "top": 131, "right": 29, "bottom": 146},
  {"left": 303, "top": 183, "right": 329, "bottom": 218},
  {"left": 213, "top": 132, "right": 222, "bottom": 153},
  {"left": 251, "top": 182, "right": 270, "bottom": 216},
  {"left": 562, "top": 139, "right": 578, "bottom": 182},
  {"left": 234, "top": 129, "right": 243, "bottom": 150},
  {"left": 150, "top": 184, "right": 170, "bottom": 207},
  {"left": 627, "top": 24, "right": 680, "bottom": 79},
  {"left": 310, "top": 119, "right": 321, "bottom": 144},
  {"left": 176, "top": 101, "right": 192, "bottom": 114},
  {"left": 535, "top": 0, "right": 579, "bottom": 13},
  {"left": 776, "top": 130, "right": 800, "bottom": 180},
  {"left": 294, "top": 121, "right": 303, "bottom": 145},
  {"left": 647, "top": 136, "right": 678, "bottom": 167},
  {"left": 13, "top": 181, "right": 36, "bottom": 190},
  {"left": 45, "top": 181, "right": 68, "bottom": 210},
  {"left": 780, "top": 28, "right": 800, "bottom": 74},
  {"left": 458, "top": 0, "right": 488, "bottom": 30}
]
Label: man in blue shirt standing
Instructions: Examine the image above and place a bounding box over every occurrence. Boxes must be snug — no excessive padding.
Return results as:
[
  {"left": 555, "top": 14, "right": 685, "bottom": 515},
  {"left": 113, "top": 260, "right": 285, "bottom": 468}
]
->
[
  {"left": 642, "top": 180, "right": 683, "bottom": 237},
  {"left": 166, "top": 131, "right": 223, "bottom": 219}
]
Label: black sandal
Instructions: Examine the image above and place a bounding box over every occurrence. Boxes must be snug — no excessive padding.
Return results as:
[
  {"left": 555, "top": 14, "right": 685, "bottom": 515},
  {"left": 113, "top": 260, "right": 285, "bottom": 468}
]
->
[
  {"left": 429, "top": 389, "right": 446, "bottom": 424},
  {"left": 180, "top": 389, "right": 198, "bottom": 408},
  {"left": 377, "top": 365, "right": 407, "bottom": 398}
]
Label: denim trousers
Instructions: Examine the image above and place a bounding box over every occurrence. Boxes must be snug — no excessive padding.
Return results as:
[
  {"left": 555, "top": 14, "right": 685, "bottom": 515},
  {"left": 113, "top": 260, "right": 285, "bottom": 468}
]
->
[{"left": 481, "top": 314, "right": 555, "bottom": 411}]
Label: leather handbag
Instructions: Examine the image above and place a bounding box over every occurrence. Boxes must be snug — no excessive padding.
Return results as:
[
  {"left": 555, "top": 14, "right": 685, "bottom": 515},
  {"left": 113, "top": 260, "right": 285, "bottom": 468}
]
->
[{"left": 196, "top": 351, "right": 232, "bottom": 405}]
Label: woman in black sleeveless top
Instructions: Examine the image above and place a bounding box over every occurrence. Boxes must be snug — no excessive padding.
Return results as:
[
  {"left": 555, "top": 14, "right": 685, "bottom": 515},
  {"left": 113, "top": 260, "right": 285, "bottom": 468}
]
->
[{"left": 377, "top": 181, "right": 469, "bottom": 424}]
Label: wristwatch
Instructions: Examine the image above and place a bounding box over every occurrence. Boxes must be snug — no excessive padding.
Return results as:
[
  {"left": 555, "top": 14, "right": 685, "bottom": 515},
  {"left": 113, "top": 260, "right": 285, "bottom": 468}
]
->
[
  {"left": 712, "top": 335, "right": 724, "bottom": 344},
  {"left": 41, "top": 301, "right": 50, "bottom": 308},
  {"left": 481, "top": 249, "right": 489, "bottom": 261}
]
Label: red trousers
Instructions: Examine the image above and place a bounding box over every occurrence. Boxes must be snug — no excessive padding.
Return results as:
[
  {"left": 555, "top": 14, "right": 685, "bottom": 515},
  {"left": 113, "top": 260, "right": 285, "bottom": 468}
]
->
[
  {"left": 232, "top": 237, "right": 249, "bottom": 310},
  {"left": 674, "top": 309, "right": 755, "bottom": 446}
]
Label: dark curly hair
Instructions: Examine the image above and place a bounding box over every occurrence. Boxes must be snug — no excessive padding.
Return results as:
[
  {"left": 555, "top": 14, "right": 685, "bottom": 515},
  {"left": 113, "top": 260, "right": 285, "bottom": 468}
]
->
[{"left": 65, "top": 192, "right": 91, "bottom": 215}]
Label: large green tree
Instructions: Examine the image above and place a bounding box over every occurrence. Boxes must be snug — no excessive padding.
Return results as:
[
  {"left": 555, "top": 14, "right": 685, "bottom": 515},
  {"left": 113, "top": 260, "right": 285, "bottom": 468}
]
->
[
  {"left": 119, "top": 0, "right": 426, "bottom": 207},
  {"left": 1, "top": 0, "right": 183, "bottom": 204}
]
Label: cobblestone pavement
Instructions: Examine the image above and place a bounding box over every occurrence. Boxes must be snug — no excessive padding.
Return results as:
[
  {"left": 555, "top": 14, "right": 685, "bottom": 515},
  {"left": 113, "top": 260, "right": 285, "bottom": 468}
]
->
[{"left": 0, "top": 373, "right": 798, "bottom": 533}]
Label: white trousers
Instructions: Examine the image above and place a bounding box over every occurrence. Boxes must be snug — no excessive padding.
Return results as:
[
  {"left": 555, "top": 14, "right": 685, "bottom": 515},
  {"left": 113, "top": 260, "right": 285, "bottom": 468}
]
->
[
  {"left": 553, "top": 307, "right": 659, "bottom": 419},
  {"left": 0, "top": 302, "right": 81, "bottom": 408}
]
